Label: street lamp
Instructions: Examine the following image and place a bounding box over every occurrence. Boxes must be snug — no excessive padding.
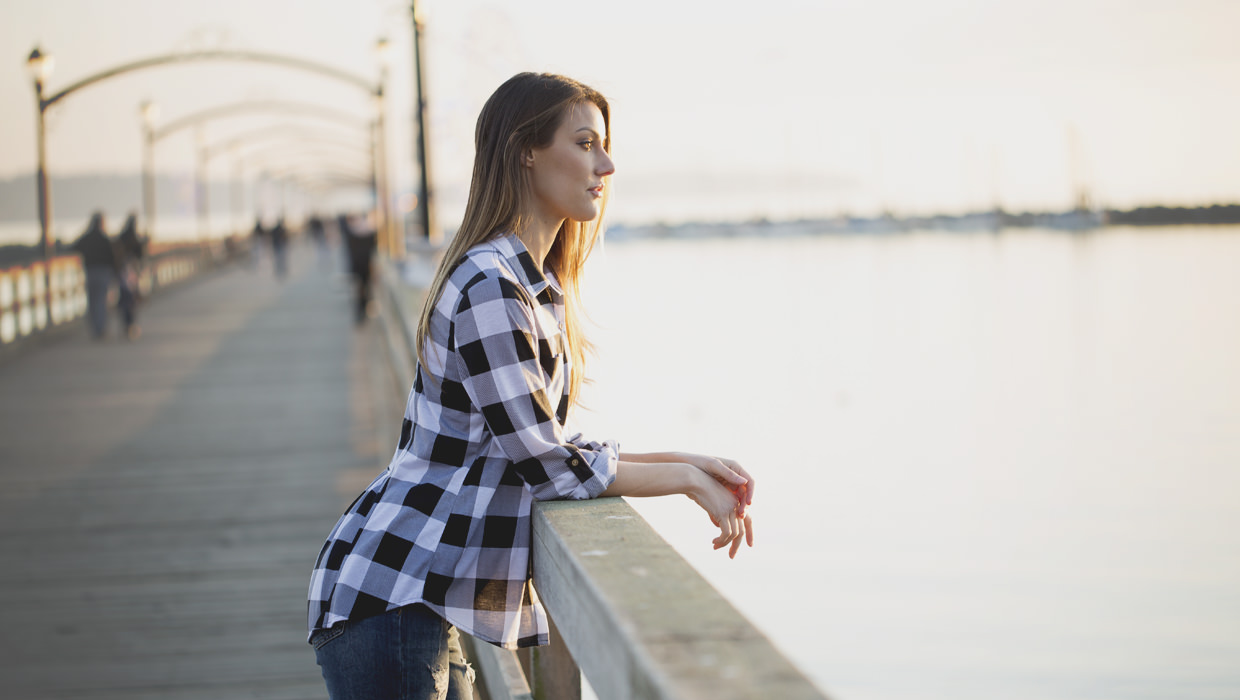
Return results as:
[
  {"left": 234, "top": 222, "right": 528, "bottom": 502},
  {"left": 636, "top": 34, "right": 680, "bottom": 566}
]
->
[
  {"left": 196, "top": 125, "right": 208, "bottom": 241},
  {"left": 374, "top": 37, "right": 391, "bottom": 70},
  {"left": 230, "top": 145, "right": 243, "bottom": 237},
  {"left": 372, "top": 37, "right": 395, "bottom": 258},
  {"left": 140, "top": 100, "right": 159, "bottom": 240},
  {"left": 411, "top": 1, "right": 439, "bottom": 245},
  {"left": 27, "top": 46, "right": 54, "bottom": 326}
]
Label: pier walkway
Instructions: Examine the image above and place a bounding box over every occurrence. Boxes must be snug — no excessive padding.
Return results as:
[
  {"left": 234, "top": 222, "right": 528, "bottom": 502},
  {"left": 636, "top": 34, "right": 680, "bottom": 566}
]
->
[{"left": 0, "top": 244, "right": 391, "bottom": 699}]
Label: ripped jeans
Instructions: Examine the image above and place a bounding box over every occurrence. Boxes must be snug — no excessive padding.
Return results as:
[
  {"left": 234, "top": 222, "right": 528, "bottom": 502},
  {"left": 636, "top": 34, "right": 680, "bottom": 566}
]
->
[{"left": 312, "top": 604, "right": 475, "bottom": 700}]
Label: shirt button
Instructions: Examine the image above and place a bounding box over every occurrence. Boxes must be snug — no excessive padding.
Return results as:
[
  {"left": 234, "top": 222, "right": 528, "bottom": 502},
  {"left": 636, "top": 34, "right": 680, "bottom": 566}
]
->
[{"left": 571, "top": 458, "right": 580, "bottom": 466}]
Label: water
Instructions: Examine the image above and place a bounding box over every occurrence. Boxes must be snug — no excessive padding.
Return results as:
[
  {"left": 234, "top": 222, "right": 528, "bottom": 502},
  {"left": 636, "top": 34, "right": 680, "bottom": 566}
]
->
[{"left": 573, "top": 226, "right": 1240, "bottom": 699}]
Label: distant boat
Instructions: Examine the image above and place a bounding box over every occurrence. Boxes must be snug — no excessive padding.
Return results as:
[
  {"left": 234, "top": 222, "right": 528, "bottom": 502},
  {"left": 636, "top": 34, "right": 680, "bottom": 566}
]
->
[{"left": 1056, "top": 124, "right": 1106, "bottom": 231}]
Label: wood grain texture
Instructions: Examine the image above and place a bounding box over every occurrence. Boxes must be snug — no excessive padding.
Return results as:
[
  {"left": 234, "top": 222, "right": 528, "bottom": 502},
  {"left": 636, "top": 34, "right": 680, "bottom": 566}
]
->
[{"left": 0, "top": 245, "right": 385, "bottom": 699}]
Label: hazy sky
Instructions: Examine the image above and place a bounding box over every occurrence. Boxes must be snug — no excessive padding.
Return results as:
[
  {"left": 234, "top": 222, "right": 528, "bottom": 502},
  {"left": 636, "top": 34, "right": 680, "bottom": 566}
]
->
[{"left": 2, "top": 0, "right": 1238, "bottom": 224}]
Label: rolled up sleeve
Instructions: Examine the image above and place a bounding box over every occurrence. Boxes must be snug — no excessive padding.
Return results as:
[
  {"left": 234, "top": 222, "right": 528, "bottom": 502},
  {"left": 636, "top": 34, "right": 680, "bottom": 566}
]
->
[{"left": 454, "top": 277, "right": 617, "bottom": 500}]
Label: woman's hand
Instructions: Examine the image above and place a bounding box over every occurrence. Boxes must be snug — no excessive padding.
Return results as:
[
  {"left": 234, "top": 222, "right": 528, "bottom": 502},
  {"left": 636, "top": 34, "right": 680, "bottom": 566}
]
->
[
  {"left": 675, "top": 453, "right": 755, "bottom": 517},
  {"left": 686, "top": 468, "right": 755, "bottom": 559},
  {"left": 606, "top": 452, "right": 756, "bottom": 558}
]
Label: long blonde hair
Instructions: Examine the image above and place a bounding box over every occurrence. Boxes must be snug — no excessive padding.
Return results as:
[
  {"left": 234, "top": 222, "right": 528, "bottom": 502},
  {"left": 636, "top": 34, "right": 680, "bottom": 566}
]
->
[{"left": 415, "top": 72, "right": 612, "bottom": 408}]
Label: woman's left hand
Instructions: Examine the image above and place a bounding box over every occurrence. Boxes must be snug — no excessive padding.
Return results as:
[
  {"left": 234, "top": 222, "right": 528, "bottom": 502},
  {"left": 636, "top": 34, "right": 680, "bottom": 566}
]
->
[{"left": 677, "top": 453, "right": 755, "bottom": 517}]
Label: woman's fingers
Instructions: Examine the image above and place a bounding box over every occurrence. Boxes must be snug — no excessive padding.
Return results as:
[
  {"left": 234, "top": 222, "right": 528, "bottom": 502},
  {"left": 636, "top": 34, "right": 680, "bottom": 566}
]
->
[
  {"left": 712, "top": 509, "right": 735, "bottom": 549},
  {"left": 704, "top": 457, "right": 754, "bottom": 516},
  {"left": 702, "top": 457, "right": 747, "bottom": 489},
  {"left": 725, "top": 509, "right": 756, "bottom": 558},
  {"left": 732, "top": 483, "right": 749, "bottom": 518},
  {"left": 722, "top": 459, "right": 755, "bottom": 505},
  {"left": 690, "top": 467, "right": 754, "bottom": 556}
]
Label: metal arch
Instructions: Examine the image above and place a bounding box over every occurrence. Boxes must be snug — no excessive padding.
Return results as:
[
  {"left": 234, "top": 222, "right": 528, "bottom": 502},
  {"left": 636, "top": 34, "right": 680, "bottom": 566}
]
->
[
  {"left": 245, "top": 153, "right": 373, "bottom": 180},
  {"left": 240, "top": 143, "right": 371, "bottom": 171},
  {"left": 41, "top": 50, "right": 378, "bottom": 110},
  {"left": 204, "top": 125, "right": 371, "bottom": 161},
  {"left": 154, "top": 99, "right": 370, "bottom": 143},
  {"left": 262, "top": 170, "right": 374, "bottom": 189}
]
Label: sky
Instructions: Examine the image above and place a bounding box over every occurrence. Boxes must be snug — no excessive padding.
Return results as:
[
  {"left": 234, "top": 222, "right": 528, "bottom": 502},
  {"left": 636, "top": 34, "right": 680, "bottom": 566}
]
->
[{"left": 2, "top": 0, "right": 1239, "bottom": 225}]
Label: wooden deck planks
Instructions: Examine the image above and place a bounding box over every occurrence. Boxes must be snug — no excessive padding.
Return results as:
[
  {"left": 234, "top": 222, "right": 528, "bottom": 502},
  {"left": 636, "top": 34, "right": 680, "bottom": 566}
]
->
[{"left": 0, "top": 246, "right": 386, "bottom": 699}]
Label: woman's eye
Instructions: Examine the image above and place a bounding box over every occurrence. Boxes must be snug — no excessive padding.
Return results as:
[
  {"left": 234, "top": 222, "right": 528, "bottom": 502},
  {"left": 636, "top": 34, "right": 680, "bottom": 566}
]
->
[{"left": 578, "top": 140, "right": 593, "bottom": 151}]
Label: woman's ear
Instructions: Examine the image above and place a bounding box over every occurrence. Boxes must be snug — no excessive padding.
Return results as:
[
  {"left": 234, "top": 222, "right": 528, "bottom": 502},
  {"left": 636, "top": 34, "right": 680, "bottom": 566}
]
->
[{"left": 523, "top": 150, "right": 535, "bottom": 168}]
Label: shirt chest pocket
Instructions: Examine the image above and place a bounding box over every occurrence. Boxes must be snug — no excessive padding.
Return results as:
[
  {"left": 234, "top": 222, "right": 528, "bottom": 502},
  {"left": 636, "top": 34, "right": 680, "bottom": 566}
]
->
[{"left": 537, "top": 331, "right": 565, "bottom": 380}]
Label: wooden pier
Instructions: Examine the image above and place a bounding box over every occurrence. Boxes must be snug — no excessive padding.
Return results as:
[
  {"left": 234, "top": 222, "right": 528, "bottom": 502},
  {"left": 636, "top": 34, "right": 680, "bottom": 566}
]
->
[{"left": 0, "top": 243, "right": 387, "bottom": 699}]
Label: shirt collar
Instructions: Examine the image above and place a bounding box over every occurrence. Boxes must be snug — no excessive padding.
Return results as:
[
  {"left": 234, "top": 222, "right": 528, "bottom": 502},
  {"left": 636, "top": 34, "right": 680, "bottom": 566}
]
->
[{"left": 495, "top": 234, "right": 563, "bottom": 297}]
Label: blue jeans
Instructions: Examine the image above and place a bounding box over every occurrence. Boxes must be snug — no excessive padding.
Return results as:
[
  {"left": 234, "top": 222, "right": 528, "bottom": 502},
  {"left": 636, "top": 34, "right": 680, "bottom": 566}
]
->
[{"left": 312, "top": 605, "right": 475, "bottom": 700}]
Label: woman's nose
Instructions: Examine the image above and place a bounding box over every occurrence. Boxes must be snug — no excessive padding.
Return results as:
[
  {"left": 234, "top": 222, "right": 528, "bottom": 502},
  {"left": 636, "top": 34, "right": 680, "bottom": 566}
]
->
[{"left": 596, "top": 151, "right": 615, "bottom": 177}]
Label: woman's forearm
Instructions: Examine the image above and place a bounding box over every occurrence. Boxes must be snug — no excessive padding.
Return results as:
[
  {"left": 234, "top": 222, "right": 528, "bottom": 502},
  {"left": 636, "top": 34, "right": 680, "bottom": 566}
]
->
[
  {"left": 618, "top": 451, "right": 692, "bottom": 465},
  {"left": 600, "top": 461, "right": 703, "bottom": 499}
]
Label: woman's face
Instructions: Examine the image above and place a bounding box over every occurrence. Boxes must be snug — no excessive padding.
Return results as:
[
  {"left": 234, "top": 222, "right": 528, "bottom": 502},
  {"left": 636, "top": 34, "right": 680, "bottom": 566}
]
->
[{"left": 526, "top": 101, "right": 615, "bottom": 225}]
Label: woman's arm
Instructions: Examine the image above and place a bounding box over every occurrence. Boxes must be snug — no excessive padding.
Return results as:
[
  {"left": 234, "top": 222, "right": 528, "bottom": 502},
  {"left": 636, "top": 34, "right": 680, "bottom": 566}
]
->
[
  {"left": 602, "top": 459, "right": 755, "bottom": 559},
  {"left": 452, "top": 276, "right": 618, "bottom": 501},
  {"left": 620, "top": 451, "right": 754, "bottom": 514}
]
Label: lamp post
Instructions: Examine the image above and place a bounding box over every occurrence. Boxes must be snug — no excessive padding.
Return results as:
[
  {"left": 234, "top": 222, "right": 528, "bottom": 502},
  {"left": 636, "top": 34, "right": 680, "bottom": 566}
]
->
[
  {"left": 373, "top": 38, "right": 397, "bottom": 259},
  {"left": 140, "top": 100, "right": 159, "bottom": 240},
  {"left": 196, "top": 125, "right": 208, "bottom": 242},
  {"left": 230, "top": 146, "right": 243, "bottom": 237},
  {"left": 411, "top": 1, "right": 438, "bottom": 244},
  {"left": 27, "top": 46, "right": 54, "bottom": 326}
]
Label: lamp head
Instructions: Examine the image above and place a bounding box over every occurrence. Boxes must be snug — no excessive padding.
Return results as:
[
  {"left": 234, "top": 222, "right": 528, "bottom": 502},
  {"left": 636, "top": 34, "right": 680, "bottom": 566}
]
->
[
  {"left": 374, "top": 37, "right": 391, "bottom": 69},
  {"left": 140, "top": 100, "right": 160, "bottom": 128},
  {"left": 27, "top": 46, "right": 54, "bottom": 83}
]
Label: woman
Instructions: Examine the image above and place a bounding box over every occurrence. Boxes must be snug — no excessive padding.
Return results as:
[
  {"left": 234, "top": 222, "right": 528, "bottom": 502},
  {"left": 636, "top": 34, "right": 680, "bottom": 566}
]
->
[{"left": 307, "top": 73, "right": 754, "bottom": 699}]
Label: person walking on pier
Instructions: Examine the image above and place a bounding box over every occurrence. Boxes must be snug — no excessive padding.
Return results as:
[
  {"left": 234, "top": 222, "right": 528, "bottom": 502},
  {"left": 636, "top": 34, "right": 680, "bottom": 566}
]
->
[
  {"left": 340, "top": 211, "right": 376, "bottom": 323},
  {"left": 307, "top": 213, "right": 330, "bottom": 271},
  {"left": 71, "top": 211, "right": 116, "bottom": 340},
  {"left": 307, "top": 72, "right": 755, "bottom": 700},
  {"left": 114, "top": 212, "right": 145, "bottom": 339},
  {"left": 249, "top": 217, "right": 266, "bottom": 269},
  {"left": 270, "top": 217, "right": 289, "bottom": 280}
]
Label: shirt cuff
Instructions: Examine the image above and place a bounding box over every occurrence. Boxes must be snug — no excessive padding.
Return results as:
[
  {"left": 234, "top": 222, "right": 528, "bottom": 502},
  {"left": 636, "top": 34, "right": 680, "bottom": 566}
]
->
[{"left": 566, "top": 438, "right": 619, "bottom": 500}]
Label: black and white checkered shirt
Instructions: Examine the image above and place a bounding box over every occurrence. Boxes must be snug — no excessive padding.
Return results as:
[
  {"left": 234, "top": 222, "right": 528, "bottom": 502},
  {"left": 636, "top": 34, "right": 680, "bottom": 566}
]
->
[{"left": 308, "top": 234, "right": 619, "bottom": 649}]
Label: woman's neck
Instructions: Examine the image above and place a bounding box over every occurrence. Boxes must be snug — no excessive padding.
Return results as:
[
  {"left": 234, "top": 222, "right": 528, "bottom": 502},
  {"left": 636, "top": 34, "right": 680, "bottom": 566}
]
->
[{"left": 515, "top": 214, "right": 563, "bottom": 270}]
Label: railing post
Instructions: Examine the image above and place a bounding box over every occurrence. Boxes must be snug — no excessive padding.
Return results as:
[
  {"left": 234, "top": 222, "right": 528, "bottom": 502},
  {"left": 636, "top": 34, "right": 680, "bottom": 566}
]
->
[{"left": 529, "top": 613, "right": 581, "bottom": 700}]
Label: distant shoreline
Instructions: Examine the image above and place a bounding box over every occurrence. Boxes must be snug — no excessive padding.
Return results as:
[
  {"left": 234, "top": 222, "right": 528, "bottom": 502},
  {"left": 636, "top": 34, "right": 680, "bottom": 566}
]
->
[{"left": 5, "top": 213, "right": 1239, "bottom": 269}]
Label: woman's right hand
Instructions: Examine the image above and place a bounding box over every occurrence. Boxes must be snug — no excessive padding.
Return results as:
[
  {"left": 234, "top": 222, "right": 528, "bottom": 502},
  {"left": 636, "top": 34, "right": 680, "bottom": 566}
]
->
[{"left": 686, "top": 468, "right": 754, "bottom": 559}]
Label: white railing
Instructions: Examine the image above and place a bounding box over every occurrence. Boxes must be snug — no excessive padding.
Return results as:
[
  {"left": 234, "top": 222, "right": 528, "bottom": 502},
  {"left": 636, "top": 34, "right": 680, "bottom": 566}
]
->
[{"left": 0, "top": 241, "right": 241, "bottom": 352}]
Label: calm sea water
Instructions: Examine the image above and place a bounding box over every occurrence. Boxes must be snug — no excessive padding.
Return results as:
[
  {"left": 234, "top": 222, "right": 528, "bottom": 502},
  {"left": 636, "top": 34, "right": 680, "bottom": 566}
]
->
[{"left": 574, "top": 226, "right": 1240, "bottom": 700}]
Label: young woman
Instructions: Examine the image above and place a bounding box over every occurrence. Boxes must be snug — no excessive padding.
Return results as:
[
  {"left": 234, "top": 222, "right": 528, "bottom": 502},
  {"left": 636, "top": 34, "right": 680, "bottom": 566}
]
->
[{"left": 307, "top": 72, "right": 755, "bottom": 700}]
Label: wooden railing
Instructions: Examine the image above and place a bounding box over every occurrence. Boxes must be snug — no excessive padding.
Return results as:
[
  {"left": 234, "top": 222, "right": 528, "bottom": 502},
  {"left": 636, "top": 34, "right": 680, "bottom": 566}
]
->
[
  {"left": 0, "top": 240, "right": 244, "bottom": 354},
  {"left": 0, "top": 255, "right": 84, "bottom": 344},
  {"left": 373, "top": 257, "right": 829, "bottom": 700}
]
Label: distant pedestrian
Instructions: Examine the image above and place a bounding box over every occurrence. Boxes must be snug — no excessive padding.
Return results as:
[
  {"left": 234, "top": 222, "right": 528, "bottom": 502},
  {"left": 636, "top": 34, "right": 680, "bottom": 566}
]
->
[
  {"left": 115, "top": 212, "right": 146, "bottom": 340},
  {"left": 250, "top": 218, "right": 266, "bottom": 269},
  {"left": 340, "top": 212, "right": 376, "bottom": 323},
  {"left": 71, "top": 211, "right": 116, "bottom": 340},
  {"left": 271, "top": 217, "right": 289, "bottom": 280},
  {"left": 307, "top": 214, "right": 330, "bottom": 270}
]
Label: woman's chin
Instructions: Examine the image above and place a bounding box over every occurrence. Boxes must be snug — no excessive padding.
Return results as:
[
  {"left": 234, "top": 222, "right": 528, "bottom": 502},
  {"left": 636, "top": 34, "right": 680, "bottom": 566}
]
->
[{"left": 568, "top": 206, "right": 602, "bottom": 223}]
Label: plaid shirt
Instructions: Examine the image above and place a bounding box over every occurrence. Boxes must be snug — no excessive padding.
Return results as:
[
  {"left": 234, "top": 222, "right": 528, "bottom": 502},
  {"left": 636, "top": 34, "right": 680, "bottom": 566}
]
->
[{"left": 308, "top": 234, "right": 619, "bottom": 649}]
